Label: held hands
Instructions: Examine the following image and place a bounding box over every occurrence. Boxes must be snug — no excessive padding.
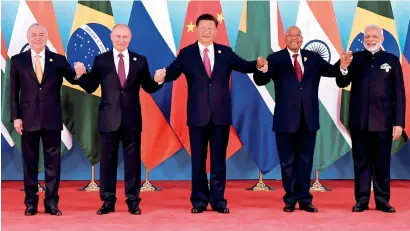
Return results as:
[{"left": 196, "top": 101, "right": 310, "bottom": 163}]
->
[
  {"left": 340, "top": 51, "right": 353, "bottom": 69},
  {"left": 14, "top": 119, "right": 23, "bottom": 135},
  {"left": 74, "top": 62, "right": 87, "bottom": 77},
  {"left": 154, "top": 68, "right": 166, "bottom": 84},
  {"left": 392, "top": 126, "right": 403, "bottom": 141},
  {"left": 257, "top": 56, "right": 268, "bottom": 73}
]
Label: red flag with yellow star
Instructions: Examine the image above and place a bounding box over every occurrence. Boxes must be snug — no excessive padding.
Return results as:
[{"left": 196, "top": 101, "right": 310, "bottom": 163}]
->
[{"left": 171, "top": 1, "right": 242, "bottom": 171}]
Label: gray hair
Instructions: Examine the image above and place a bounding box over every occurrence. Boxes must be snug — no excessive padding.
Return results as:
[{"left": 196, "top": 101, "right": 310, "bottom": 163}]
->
[
  {"left": 111, "top": 24, "right": 132, "bottom": 36},
  {"left": 364, "top": 24, "right": 383, "bottom": 36},
  {"left": 27, "top": 23, "right": 48, "bottom": 37}
]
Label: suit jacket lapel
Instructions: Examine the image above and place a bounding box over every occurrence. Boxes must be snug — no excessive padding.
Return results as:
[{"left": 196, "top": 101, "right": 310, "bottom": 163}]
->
[
  {"left": 123, "top": 54, "right": 136, "bottom": 88},
  {"left": 281, "top": 49, "right": 299, "bottom": 82},
  {"left": 108, "top": 51, "right": 122, "bottom": 89},
  {"left": 24, "top": 51, "right": 40, "bottom": 84},
  {"left": 42, "top": 50, "right": 52, "bottom": 84},
  {"left": 194, "top": 42, "right": 210, "bottom": 78},
  {"left": 210, "top": 43, "right": 220, "bottom": 79},
  {"left": 300, "top": 49, "right": 310, "bottom": 84}
]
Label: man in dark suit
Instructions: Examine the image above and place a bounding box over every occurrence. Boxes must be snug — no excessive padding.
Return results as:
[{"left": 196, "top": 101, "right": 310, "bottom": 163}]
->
[
  {"left": 154, "top": 14, "right": 266, "bottom": 214},
  {"left": 76, "top": 24, "right": 162, "bottom": 215},
  {"left": 253, "top": 26, "right": 350, "bottom": 213},
  {"left": 336, "top": 24, "right": 405, "bottom": 213},
  {"left": 10, "top": 23, "right": 85, "bottom": 216}
]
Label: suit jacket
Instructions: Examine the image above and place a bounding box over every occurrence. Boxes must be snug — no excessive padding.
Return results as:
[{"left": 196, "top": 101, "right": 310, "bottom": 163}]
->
[
  {"left": 164, "top": 42, "right": 258, "bottom": 126},
  {"left": 78, "top": 50, "right": 162, "bottom": 132},
  {"left": 10, "top": 49, "right": 78, "bottom": 131},
  {"left": 253, "top": 48, "right": 342, "bottom": 133},
  {"left": 336, "top": 50, "right": 405, "bottom": 131}
]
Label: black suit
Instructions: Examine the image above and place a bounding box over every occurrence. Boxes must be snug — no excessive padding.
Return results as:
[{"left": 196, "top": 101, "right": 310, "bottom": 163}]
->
[
  {"left": 10, "top": 49, "right": 79, "bottom": 207},
  {"left": 164, "top": 42, "right": 258, "bottom": 208},
  {"left": 78, "top": 50, "right": 161, "bottom": 207},
  {"left": 254, "top": 48, "right": 342, "bottom": 206},
  {"left": 336, "top": 50, "right": 405, "bottom": 206}
]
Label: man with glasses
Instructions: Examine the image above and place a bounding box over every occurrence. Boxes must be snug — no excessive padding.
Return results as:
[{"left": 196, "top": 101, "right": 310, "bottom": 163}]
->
[{"left": 253, "top": 25, "right": 351, "bottom": 213}]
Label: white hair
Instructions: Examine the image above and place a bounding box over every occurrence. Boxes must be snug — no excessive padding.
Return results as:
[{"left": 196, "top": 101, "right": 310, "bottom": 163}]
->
[
  {"left": 27, "top": 23, "right": 48, "bottom": 37},
  {"left": 364, "top": 24, "right": 383, "bottom": 36}
]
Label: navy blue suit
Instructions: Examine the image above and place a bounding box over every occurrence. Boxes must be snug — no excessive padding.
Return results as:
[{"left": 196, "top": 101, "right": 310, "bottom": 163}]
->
[
  {"left": 10, "top": 49, "right": 79, "bottom": 207},
  {"left": 336, "top": 50, "right": 406, "bottom": 206},
  {"left": 164, "top": 42, "right": 258, "bottom": 208},
  {"left": 254, "top": 48, "right": 342, "bottom": 205}
]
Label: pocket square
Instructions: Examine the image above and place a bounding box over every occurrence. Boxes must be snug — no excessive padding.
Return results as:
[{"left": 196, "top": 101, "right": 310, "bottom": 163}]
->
[{"left": 380, "top": 63, "right": 391, "bottom": 72}]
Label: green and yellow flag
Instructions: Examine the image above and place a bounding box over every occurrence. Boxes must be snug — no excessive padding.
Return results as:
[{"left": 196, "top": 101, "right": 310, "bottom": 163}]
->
[{"left": 62, "top": 1, "right": 115, "bottom": 165}]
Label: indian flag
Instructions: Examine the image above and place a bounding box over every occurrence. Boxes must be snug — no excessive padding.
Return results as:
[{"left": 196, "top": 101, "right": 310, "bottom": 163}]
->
[{"left": 296, "top": 0, "right": 351, "bottom": 170}]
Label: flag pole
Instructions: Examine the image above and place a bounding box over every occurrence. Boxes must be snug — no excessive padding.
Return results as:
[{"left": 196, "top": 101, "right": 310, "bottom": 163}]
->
[
  {"left": 246, "top": 171, "right": 274, "bottom": 191},
  {"left": 78, "top": 165, "right": 99, "bottom": 191},
  {"left": 140, "top": 169, "right": 161, "bottom": 192},
  {"left": 310, "top": 169, "right": 331, "bottom": 192}
]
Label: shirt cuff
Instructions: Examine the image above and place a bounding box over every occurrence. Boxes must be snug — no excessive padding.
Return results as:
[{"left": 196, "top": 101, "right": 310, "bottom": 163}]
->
[{"left": 340, "top": 67, "right": 348, "bottom": 76}]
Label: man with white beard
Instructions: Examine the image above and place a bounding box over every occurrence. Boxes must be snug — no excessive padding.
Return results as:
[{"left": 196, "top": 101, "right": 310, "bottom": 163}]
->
[{"left": 336, "top": 24, "right": 405, "bottom": 213}]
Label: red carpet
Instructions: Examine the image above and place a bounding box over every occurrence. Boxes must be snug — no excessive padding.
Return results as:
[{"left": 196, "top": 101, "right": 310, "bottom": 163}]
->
[{"left": 2, "top": 180, "right": 410, "bottom": 230}]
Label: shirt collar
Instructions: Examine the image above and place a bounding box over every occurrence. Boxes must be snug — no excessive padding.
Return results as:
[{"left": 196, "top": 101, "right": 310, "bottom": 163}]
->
[
  {"left": 31, "top": 49, "right": 45, "bottom": 58},
  {"left": 198, "top": 42, "right": 214, "bottom": 54},
  {"left": 287, "top": 48, "right": 301, "bottom": 58},
  {"left": 113, "top": 48, "right": 129, "bottom": 59}
]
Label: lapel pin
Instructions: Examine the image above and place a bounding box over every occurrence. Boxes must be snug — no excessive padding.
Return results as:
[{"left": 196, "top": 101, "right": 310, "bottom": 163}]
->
[
  {"left": 218, "top": 50, "right": 221, "bottom": 54},
  {"left": 49, "top": 58, "right": 53, "bottom": 62},
  {"left": 304, "top": 57, "right": 307, "bottom": 62},
  {"left": 133, "top": 57, "right": 137, "bottom": 61}
]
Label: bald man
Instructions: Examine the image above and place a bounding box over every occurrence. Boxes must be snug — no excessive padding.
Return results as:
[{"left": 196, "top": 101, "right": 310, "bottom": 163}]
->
[
  {"left": 76, "top": 24, "right": 162, "bottom": 215},
  {"left": 10, "top": 23, "right": 85, "bottom": 216},
  {"left": 253, "top": 26, "right": 350, "bottom": 213}
]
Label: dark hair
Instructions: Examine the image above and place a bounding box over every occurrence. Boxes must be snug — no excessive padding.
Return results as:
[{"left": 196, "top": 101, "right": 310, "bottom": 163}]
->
[{"left": 196, "top": 14, "right": 218, "bottom": 27}]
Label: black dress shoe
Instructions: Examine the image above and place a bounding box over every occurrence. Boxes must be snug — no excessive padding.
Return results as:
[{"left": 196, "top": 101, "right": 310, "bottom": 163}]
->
[
  {"left": 283, "top": 204, "right": 295, "bottom": 212},
  {"left": 212, "top": 206, "right": 229, "bottom": 214},
  {"left": 45, "top": 205, "right": 62, "bottom": 216},
  {"left": 300, "top": 204, "right": 318, "bottom": 212},
  {"left": 376, "top": 204, "right": 396, "bottom": 213},
  {"left": 128, "top": 206, "right": 141, "bottom": 215},
  {"left": 25, "top": 206, "right": 38, "bottom": 216},
  {"left": 191, "top": 206, "right": 206, "bottom": 213},
  {"left": 352, "top": 203, "right": 369, "bottom": 212},
  {"left": 97, "top": 203, "right": 115, "bottom": 215}
]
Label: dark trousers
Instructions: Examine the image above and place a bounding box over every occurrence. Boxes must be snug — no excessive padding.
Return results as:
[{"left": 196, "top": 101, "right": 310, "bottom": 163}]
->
[
  {"left": 275, "top": 116, "right": 316, "bottom": 205},
  {"left": 22, "top": 129, "right": 61, "bottom": 207},
  {"left": 351, "top": 130, "right": 392, "bottom": 206},
  {"left": 99, "top": 124, "right": 141, "bottom": 207},
  {"left": 188, "top": 119, "right": 230, "bottom": 209}
]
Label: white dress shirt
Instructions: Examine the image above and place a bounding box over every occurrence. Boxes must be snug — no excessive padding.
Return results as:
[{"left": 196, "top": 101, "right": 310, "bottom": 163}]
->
[
  {"left": 287, "top": 48, "right": 304, "bottom": 73},
  {"left": 31, "top": 49, "right": 45, "bottom": 72},
  {"left": 113, "top": 48, "right": 130, "bottom": 78},
  {"left": 198, "top": 42, "right": 215, "bottom": 71}
]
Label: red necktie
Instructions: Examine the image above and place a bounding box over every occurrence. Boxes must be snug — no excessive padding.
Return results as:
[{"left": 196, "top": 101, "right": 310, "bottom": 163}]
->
[
  {"left": 293, "top": 54, "right": 303, "bottom": 82},
  {"left": 118, "top": 53, "right": 126, "bottom": 87},
  {"left": 203, "top": 47, "right": 212, "bottom": 78}
]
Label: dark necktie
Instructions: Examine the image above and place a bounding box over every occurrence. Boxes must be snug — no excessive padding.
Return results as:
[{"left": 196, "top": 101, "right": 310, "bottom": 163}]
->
[
  {"left": 118, "top": 53, "right": 126, "bottom": 87},
  {"left": 293, "top": 54, "right": 303, "bottom": 82}
]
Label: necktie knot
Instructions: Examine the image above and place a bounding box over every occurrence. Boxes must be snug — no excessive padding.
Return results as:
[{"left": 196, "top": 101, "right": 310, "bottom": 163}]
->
[
  {"left": 204, "top": 47, "right": 209, "bottom": 53},
  {"left": 293, "top": 54, "right": 298, "bottom": 59},
  {"left": 118, "top": 53, "right": 124, "bottom": 59}
]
